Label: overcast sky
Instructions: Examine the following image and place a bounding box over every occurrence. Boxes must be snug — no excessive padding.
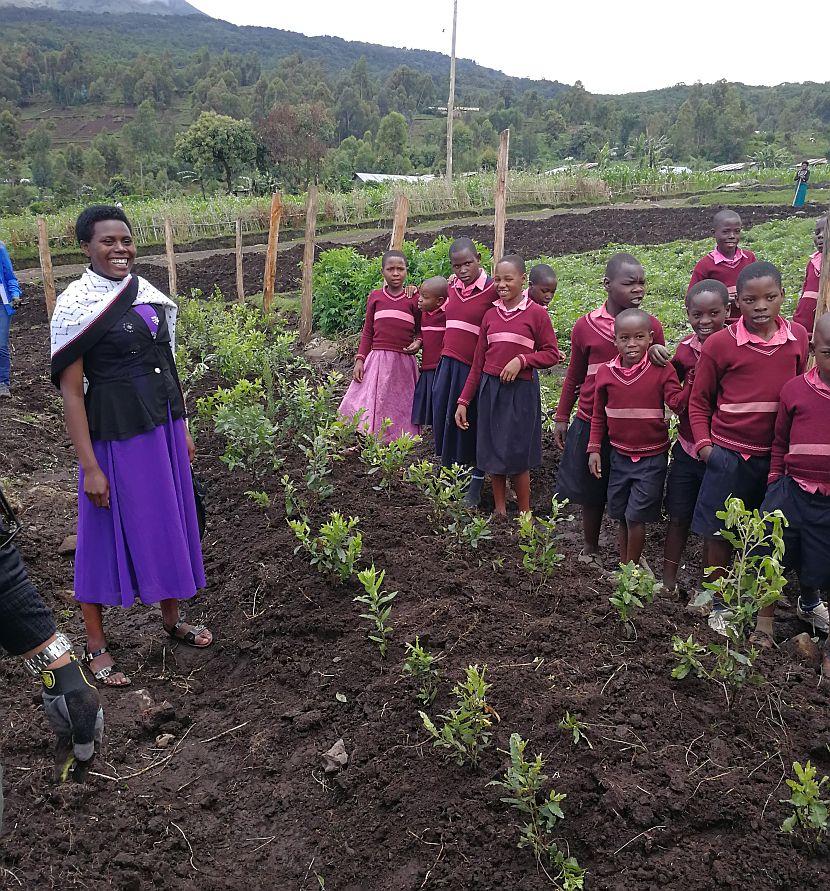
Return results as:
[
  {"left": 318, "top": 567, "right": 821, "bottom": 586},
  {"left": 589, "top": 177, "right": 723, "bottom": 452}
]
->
[{"left": 189, "top": 0, "right": 828, "bottom": 94}]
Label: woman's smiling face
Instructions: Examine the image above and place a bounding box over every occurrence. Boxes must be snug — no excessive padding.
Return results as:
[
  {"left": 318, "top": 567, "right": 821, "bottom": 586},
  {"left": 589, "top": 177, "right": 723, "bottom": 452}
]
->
[{"left": 82, "top": 219, "right": 136, "bottom": 279}]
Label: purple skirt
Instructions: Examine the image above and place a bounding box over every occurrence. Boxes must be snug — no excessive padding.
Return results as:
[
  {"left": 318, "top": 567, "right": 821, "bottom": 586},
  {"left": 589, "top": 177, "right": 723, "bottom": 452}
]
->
[
  {"left": 75, "top": 413, "right": 206, "bottom": 607},
  {"left": 338, "top": 349, "right": 420, "bottom": 441}
]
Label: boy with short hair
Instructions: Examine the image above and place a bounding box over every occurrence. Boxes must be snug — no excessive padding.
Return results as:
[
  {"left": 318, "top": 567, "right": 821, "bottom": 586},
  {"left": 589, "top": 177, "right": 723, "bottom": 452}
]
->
[
  {"left": 689, "top": 209, "right": 757, "bottom": 321},
  {"left": 688, "top": 260, "right": 809, "bottom": 637},
  {"left": 526, "top": 263, "right": 557, "bottom": 307},
  {"left": 587, "top": 308, "right": 682, "bottom": 567},
  {"left": 762, "top": 312, "right": 830, "bottom": 641},
  {"left": 554, "top": 254, "right": 666, "bottom": 568}
]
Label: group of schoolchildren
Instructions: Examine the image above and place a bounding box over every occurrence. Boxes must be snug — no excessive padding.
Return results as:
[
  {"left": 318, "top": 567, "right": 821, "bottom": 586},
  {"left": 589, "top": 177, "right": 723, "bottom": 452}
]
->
[{"left": 338, "top": 209, "right": 830, "bottom": 660}]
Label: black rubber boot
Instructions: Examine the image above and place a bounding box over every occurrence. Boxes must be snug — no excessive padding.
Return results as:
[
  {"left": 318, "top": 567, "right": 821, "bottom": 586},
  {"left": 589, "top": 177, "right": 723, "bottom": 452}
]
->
[{"left": 464, "top": 473, "right": 485, "bottom": 508}]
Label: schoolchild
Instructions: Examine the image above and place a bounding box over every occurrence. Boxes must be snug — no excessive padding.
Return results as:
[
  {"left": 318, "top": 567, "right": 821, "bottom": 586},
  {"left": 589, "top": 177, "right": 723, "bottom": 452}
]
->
[
  {"left": 654, "top": 280, "right": 730, "bottom": 593},
  {"left": 554, "top": 253, "right": 665, "bottom": 568},
  {"left": 338, "top": 249, "right": 421, "bottom": 440},
  {"left": 587, "top": 309, "right": 682, "bottom": 567},
  {"left": 761, "top": 312, "right": 830, "bottom": 646},
  {"left": 689, "top": 209, "right": 757, "bottom": 321},
  {"left": 432, "top": 237, "right": 496, "bottom": 506},
  {"left": 455, "top": 255, "right": 560, "bottom": 516},
  {"left": 527, "top": 263, "right": 557, "bottom": 307},
  {"left": 410, "top": 276, "right": 448, "bottom": 429},
  {"left": 792, "top": 216, "right": 825, "bottom": 334},
  {"left": 689, "top": 261, "right": 809, "bottom": 635}
]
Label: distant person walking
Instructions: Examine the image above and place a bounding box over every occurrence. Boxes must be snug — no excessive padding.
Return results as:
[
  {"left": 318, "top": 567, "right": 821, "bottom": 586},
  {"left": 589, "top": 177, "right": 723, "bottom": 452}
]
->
[
  {"left": 793, "top": 161, "right": 810, "bottom": 208},
  {"left": 0, "top": 240, "right": 21, "bottom": 398},
  {"left": 50, "top": 205, "right": 212, "bottom": 688}
]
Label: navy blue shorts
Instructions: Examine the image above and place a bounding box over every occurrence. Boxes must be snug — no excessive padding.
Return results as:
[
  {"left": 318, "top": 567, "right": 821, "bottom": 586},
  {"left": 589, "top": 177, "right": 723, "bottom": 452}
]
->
[
  {"left": 664, "top": 441, "right": 706, "bottom": 522},
  {"left": 691, "top": 445, "right": 770, "bottom": 538},
  {"left": 607, "top": 450, "right": 668, "bottom": 524},
  {"left": 761, "top": 476, "right": 830, "bottom": 590},
  {"left": 555, "top": 416, "right": 610, "bottom": 507}
]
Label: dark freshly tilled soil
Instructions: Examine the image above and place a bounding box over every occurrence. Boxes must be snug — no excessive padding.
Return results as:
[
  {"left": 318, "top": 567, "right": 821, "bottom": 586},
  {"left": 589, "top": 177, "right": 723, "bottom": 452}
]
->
[
  {"left": 126, "top": 201, "right": 822, "bottom": 302},
  {"left": 2, "top": 213, "right": 828, "bottom": 888}
]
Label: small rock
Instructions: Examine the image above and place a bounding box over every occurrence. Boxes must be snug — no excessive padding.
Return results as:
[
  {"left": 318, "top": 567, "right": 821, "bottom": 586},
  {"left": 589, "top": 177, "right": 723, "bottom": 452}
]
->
[
  {"left": 154, "top": 733, "right": 175, "bottom": 749},
  {"left": 294, "top": 709, "right": 323, "bottom": 733},
  {"left": 124, "top": 688, "right": 156, "bottom": 714},
  {"left": 58, "top": 535, "right": 77, "bottom": 556},
  {"left": 322, "top": 738, "right": 349, "bottom": 774},
  {"left": 782, "top": 632, "right": 821, "bottom": 668},
  {"left": 304, "top": 338, "right": 339, "bottom": 360}
]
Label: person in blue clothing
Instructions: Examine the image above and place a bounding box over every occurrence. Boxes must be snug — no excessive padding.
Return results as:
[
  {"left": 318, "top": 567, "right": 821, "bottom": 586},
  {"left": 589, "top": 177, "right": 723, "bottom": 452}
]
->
[{"left": 0, "top": 241, "right": 22, "bottom": 398}]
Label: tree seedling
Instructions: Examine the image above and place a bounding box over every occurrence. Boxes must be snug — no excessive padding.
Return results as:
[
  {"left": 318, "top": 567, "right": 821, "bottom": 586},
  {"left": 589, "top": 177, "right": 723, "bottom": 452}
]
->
[
  {"left": 671, "top": 498, "right": 788, "bottom": 701},
  {"left": 288, "top": 511, "right": 362, "bottom": 582},
  {"left": 420, "top": 665, "right": 496, "bottom": 768},
  {"left": 360, "top": 422, "right": 422, "bottom": 494},
  {"left": 558, "top": 712, "right": 593, "bottom": 749},
  {"left": 780, "top": 760, "right": 829, "bottom": 839},
  {"left": 281, "top": 474, "right": 306, "bottom": 519},
  {"left": 245, "top": 490, "right": 271, "bottom": 508},
  {"left": 608, "top": 561, "right": 655, "bottom": 628},
  {"left": 402, "top": 637, "right": 443, "bottom": 705},
  {"left": 354, "top": 564, "right": 397, "bottom": 658},
  {"left": 517, "top": 496, "right": 571, "bottom": 586},
  {"left": 489, "top": 733, "right": 585, "bottom": 889}
]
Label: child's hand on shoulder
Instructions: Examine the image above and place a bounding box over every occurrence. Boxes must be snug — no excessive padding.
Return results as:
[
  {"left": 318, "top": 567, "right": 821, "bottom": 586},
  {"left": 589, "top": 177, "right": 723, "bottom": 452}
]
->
[
  {"left": 403, "top": 337, "right": 422, "bottom": 354},
  {"left": 353, "top": 358, "right": 364, "bottom": 382},
  {"left": 587, "top": 452, "right": 602, "bottom": 479},
  {"left": 404, "top": 284, "right": 418, "bottom": 299},
  {"left": 455, "top": 404, "right": 469, "bottom": 429},
  {"left": 648, "top": 344, "right": 671, "bottom": 367},
  {"left": 500, "top": 357, "right": 523, "bottom": 382}
]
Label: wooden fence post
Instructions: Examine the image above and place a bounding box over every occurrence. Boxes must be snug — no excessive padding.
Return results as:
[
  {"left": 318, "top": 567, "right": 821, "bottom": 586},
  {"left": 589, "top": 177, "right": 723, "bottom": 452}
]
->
[
  {"left": 164, "top": 218, "right": 177, "bottom": 296},
  {"left": 492, "top": 129, "right": 510, "bottom": 271},
  {"left": 36, "top": 217, "right": 56, "bottom": 320},
  {"left": 389, "top": 194, "right": 410, "bottom": 251},
  {"left": 299, "top": 183, "right": 318, "bottom": 344},
  {"left": 262, "top": 192, "right": 283, "bottom": 313},
  {"left": 235, "top": 218, "right": 245, "bottom": 303}
]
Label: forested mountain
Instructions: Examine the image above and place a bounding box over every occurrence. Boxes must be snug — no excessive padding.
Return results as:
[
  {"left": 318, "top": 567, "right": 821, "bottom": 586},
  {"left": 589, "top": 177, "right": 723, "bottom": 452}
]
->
[
  {"left": 0, "top": 0, "right": 202, "bottom": 13},
  {"left": 0, "top": 6, "right": 828, "bottom": 215}
]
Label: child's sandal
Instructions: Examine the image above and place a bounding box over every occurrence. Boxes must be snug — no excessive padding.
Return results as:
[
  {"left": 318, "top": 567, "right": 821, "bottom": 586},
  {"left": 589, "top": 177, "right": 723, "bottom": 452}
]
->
[{"left": 82, "top": 645, "right": 132, "bottom": 687}]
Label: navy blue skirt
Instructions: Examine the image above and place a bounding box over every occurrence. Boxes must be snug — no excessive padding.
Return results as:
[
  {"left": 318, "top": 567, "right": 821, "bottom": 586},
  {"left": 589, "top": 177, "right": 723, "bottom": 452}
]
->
[
  {"left": 475, "top": 372, "right": 542, "bottom": 476},
  {"left": 432, "top": 357, "right": 477, "bottom": 467},
  {"left": 411, "top": 368, "right": 435, "bottom": 426}
]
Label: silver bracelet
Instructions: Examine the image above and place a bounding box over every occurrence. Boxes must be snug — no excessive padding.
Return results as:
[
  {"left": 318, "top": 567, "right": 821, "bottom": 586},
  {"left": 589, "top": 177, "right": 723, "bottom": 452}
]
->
[{"left": 23, "top": 632, "right": 73, "bottom": 677}]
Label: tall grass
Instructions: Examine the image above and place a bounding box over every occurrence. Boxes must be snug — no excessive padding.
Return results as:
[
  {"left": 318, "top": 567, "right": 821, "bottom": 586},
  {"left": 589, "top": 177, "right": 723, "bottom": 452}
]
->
[{"left": 2, "top": 167, "right": 794, "bottom": 256}]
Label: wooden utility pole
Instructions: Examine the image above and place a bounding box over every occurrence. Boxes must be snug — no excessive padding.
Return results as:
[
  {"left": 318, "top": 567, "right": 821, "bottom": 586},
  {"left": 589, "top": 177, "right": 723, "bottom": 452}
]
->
[
  {"left": 389, "top": 194, "right": 410, "bottom": 251},
  {"left": 299, "top": 183, "right": 318, "bottom": 344},
  {"left": 262, "top": 192, "right": 283, "bottom": 313},
  {"left": 445, "top": 0, "right": 458, "bottom": 184},
  {"left": 235, "top": 218, "right": 245, "bottom": 303},
  {"left": 36, "top": 217, "right": 56, "bottom": 320},
  {"left": 492, "top": 129, "right": 510, "bottom": 270},
  {"left": 164, "top": 218, "right": 177, "bottom": 296}
]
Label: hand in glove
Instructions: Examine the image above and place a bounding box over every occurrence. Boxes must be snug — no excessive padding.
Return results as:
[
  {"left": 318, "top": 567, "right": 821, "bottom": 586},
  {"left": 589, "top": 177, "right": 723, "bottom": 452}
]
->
[{"left": 41, "top": 659, "right": 103, "bottom": 783}]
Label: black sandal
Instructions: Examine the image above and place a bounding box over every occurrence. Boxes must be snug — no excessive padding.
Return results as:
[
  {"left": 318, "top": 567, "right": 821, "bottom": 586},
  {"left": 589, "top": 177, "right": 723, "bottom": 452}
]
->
[
  {"left": 82, "top": 645, "right": 132, "bottom": 687},
  {"left": 164, "top": 619, "right": 213, "bottom": 648}
]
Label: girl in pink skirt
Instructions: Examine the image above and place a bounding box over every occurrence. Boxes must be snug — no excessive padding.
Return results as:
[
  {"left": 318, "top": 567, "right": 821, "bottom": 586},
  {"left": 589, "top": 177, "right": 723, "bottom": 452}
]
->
[{"left": 339, "top": 250, "right": 421, "bottom": 440}]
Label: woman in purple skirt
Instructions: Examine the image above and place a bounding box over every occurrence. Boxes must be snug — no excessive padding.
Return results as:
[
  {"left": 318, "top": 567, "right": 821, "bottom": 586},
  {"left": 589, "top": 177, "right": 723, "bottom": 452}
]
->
[{"left": 50, "top": 205, "right": 212, "bottom": 687}]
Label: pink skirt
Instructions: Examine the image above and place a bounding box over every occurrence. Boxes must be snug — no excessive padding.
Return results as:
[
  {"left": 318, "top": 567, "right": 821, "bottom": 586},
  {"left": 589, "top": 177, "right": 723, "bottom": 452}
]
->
[{"left": 339, "top": 349, "right": 420, "bottom": 441}]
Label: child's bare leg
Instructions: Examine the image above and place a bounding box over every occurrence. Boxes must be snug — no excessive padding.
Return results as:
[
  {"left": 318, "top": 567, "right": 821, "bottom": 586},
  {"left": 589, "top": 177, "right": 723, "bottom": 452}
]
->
[
  {"left": 704, "top": 537, "right": 732, "bottom": 609},
  {"left": 491, "top": 475, "right": 507, "bottom": 516},
  {"left": 755, "top": 603, "right": 775, "bottom": 638},
  {"left": 617, "top": 520, "right": 628, "bottom": 564},
  {"left": 662, "top": 518, "right": 690, "bottom": 588},
  {"left": 511, "top": 471, "right": 531, "bottom": 513},
  {"left": 583, "top": 505, "right": 604, "bottom": 554},
  {"left": 626, "top": 521, "right": 647, "bottom": 565}
]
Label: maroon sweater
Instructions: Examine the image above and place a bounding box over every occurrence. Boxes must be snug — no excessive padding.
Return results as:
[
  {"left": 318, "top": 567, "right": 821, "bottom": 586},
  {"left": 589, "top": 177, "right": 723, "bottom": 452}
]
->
[
  {"left": 689, "top": 248, "right": 757, "bottom": 320},
  {"left": 419, "top": 306, "right": 446, "bottom": 371},
  {"left": 588, "top": 358, "right": 683, "bottom": 457},
  {"left": 458, "top": 298, "right": 560, "bottom": 406},
  {"left": 356, "top": 287, "right": 420, "bottom": 361},
  {"left": 555, "top": 304, "right": 666, "bottom": 424},
  {"left": 441, "top": 272, "right": 497, "bottom": 366},
  {"left": 792, "top": 252, "right": 821, "bottom": 334},
  {"left": 689, "top": 321, "right": 809, "bottom": 457},
  {"left": 671, "top": 334, "right": 704, "bottom": 457},
  {"left": 768, "top": 369, "right": 830, "bottom": 492}
]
